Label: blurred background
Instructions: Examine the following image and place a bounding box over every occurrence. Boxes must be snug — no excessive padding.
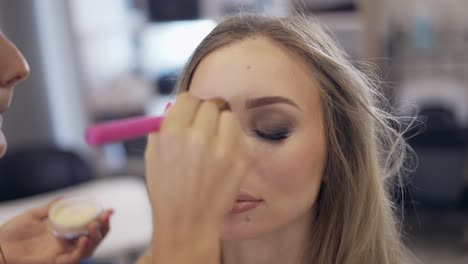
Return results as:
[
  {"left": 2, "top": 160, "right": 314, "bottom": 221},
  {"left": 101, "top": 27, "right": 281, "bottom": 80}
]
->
[{"left": 0, "top": 0, "right": 467, "bottom": 263}]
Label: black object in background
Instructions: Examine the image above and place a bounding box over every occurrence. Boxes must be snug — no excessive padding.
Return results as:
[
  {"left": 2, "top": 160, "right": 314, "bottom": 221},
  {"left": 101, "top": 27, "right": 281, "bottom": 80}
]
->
[
  {"left": 292, "top": 0, "right": 356, "bottom": 13},
  {"left": 405, "top": 106, "right": 468, "bottom": 208},
  {"left": 0, "top": 146, "right": 93, "bottom": 202},
  {"left": 156, "top": 72, "right": 179, "bottom": 95},
  {"left": 147, "top": 0, "right": 199, "bottom": 21}
]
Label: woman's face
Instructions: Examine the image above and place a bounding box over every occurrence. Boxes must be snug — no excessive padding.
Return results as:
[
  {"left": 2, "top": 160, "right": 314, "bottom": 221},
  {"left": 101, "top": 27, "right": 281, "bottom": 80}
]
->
[
  {"left": 0, "top": 32, "right": 30, "bottom": 157},
  {"left": 189, "top": 37, "right": 327, "bottom": 240}
]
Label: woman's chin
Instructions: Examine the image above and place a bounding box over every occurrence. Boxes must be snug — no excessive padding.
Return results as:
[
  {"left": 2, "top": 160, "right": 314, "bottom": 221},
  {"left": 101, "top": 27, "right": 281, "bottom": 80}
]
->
[
  {"left": 221, "top": 216, "right": 265, "bottom": 241},
  {"left": 221, "top": 227, "right": 259, "bottom": 241}
]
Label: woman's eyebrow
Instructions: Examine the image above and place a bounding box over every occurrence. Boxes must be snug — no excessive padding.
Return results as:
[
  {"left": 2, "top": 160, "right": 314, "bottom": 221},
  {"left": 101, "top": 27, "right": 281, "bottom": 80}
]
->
[{"left": 245, "top": 96, "right": 300, "bottom": 109}]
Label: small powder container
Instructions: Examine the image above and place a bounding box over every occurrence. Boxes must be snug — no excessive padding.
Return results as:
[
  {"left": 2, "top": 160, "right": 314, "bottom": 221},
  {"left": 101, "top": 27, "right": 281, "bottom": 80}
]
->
[{"left": 49, "top": 198, "right": 102, "bottom": 239}]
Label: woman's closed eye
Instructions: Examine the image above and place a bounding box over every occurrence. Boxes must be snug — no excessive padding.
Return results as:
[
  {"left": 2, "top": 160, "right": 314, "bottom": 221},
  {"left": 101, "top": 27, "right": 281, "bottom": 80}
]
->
[
  {"left": 254, "top": 127, "right": 290, "bottom": 141},
  {"left": 249, "top": 110, "right": 297, "bottom": 143}
]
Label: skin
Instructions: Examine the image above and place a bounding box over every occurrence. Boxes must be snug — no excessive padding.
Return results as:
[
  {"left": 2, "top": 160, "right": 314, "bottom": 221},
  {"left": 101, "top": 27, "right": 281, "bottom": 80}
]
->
[
  {"left": 145, "top": 36, "right": 326, "bottom": 264},
  {"left": 0, "top": 32, "right": 112, "bottom": 264},
  {"left": 0, "top": 32, "right": 29, "bottom": 157},
  {"left": 0, "top": 201, "right": 113, "bottom": 264}
]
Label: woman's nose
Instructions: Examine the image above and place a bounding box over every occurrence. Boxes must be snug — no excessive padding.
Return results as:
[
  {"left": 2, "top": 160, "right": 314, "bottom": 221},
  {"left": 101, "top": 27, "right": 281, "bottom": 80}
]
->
[{"left": 0, "top": 33, "right": 30, "bottom": 88}]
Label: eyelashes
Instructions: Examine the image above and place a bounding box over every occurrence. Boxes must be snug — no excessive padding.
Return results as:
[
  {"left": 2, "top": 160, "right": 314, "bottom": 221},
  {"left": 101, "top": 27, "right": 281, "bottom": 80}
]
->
[
  {"left": 248, "top": 109, "right": 297, "bottom": 143},
  {"left": 253, "top": 128, "right": 291, "bottom": 142}
]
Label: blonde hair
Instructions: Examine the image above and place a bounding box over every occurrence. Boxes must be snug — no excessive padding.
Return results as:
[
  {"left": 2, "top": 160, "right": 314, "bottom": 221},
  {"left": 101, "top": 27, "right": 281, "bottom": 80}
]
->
[{"left": 176, "top": 15, "right": 412, "bottom": 264}]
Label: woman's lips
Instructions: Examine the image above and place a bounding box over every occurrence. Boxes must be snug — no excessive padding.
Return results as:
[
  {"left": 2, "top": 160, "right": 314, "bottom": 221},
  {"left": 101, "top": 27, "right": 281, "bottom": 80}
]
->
[
  {"left": 230, "top": 201, "right": 262, "bottom": 214},
  {"left": 229, "top": 192, "right": 262, "bottom": 214}
]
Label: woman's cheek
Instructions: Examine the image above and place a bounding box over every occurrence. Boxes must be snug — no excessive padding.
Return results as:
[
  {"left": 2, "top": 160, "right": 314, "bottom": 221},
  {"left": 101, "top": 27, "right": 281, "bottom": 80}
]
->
[{"left": 260, "top": 139, "right": 325, "bottom": 196}]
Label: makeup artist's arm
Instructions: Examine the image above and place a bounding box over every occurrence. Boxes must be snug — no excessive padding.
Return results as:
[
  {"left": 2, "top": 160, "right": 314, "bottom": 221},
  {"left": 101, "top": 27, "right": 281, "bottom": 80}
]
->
[
  {"left": 0, "top": 200, "right": 113, "bottom": 264},
  {"left": 143, "top": 93, "right": 248, "bottom": 264}
]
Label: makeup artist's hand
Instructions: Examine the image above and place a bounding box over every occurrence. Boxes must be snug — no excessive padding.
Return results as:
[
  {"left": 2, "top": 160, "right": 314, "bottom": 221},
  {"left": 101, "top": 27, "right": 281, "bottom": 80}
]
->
[
  {"left": 0, "top": 199, "right": 113, "bottom": 264},
  {"left": 145, "top": 93, "right": 249, "bottom": 263}
]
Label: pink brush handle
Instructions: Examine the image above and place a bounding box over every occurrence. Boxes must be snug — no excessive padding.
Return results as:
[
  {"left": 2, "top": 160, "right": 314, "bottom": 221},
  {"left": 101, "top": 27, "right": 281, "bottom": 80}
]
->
[{"left": 85, "top": 116, "right": 165, "bottom": 146}]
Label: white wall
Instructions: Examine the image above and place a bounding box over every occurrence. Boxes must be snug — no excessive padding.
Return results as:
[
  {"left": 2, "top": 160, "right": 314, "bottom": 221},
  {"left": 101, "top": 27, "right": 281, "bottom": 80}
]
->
[
  {"left": 68, "top": 0, "right": 138, "bottom": 113},
  {"left": 200, "top": 0, "right": 289, "bottom": 20}
]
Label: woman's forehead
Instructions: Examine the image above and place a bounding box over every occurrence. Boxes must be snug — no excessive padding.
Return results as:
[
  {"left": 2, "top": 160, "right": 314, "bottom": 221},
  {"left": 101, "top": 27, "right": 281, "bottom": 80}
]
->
[{"left": 189, "top": 37, "right": 322, "bottom": 110}]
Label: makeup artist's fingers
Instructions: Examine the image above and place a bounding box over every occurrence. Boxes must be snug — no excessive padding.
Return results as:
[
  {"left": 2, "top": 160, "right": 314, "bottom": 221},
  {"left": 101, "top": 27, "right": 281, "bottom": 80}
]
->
[
  {"left": 56, "top": 236, "right": 88, "bottom": 264},
  {"left": 214, "top": 111, "right": 245, "bottom": 183},
  {"left": 161, "top": 92, "right": 200, "bottom": 132},
  {"left": 209, "top": 98, "right": 231, "bottom": 112},
  {"left": 82, "top": 221, "right": 102, "bottom": 257},
  {"left": 192, "top": 100, "right": 222, "bottom": 140},
  {"left": 215, "top": 111, "right": 243, "bottom": 154},
  {"left": 32, "top": 197, "right": 63, "bottom": 220},
  {"left": 98, "top": 209, "right": 113, "bottom": 238},
  {"left": 89, "top": 221, "right": 103, "bottom": 242},
  {"left": 213, "top": 111, "right": 248, "bottom": 212},
  {"left": 80, "top": 209, "right": 112, "bottom": 258}
]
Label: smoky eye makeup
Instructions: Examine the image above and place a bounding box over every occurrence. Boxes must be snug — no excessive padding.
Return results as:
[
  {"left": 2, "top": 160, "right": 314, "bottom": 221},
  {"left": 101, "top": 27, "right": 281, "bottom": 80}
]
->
[{"left": 248, "top": 109, "right": 297, "bottom": 143}]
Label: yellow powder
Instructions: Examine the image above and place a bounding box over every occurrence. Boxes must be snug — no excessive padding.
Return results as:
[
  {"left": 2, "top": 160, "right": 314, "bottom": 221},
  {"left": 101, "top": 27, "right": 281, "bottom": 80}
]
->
[{"left": 52, "top": 203, "right": 98, "bottom": 226}]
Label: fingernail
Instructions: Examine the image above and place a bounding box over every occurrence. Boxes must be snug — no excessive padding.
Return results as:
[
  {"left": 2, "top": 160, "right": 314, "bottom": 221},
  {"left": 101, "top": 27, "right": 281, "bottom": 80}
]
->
[
  {"left": 164, "top": 102, "right": 173, "bottom": 112},
  {"left": 209, "top": 98, "right": 231, "bottom": 111},
  {"left": 84, "top": 238, "right": 90, "bottom": 248}
]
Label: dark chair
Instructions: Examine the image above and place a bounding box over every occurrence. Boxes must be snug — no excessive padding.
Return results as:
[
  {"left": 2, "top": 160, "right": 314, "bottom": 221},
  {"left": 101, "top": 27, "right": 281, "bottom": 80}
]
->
[
  {"left": 0, "top": 145, "right": 93, "bottom": 202},
  {"left": 407, "top": 106, "right": 467, "bottom": 208}
]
